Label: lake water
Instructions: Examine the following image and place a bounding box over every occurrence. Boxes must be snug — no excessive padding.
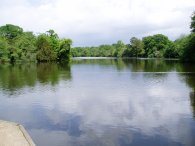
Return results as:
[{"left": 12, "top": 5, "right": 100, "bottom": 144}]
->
[{"left": 0, "top": 58, "right": 195, "bottom": 146}]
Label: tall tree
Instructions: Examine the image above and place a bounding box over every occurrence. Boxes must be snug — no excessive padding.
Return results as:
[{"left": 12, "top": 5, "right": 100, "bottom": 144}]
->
[
  {"left": 181, "top": 11, "right": 195, "bottom": 62},
  {"left": 113, "top": 40, "right": 126, "bottom": 57},
  {"left": 57, "top": 39, "right": 72, "bottom": 61},
  {"left": 14, "top": 32, "right": 37, "bottom": 61},
  {"left": 46, "top": 29, "right": 59, "bottom": 52},
  {"left": 174, "top": 35, "right": 190, "bottom": 57},
  {"left": 0, "top": 37, "right": 9, "bottom": 62},
  {"left": 130, "top": 37, "right": 144, "bottom": 58},
  {"left": 0, "top": 24, "right": 23, "bottom": 40},
  {"left": 143, "top": 34, "right": 174, "bottom": 58},
  {"left": 191, "top": 11, "right": 195, "bottom": 33},
  {"left": 36, "top": 34, "right": 57, "bottom": 62},
  {"left": 181, "top": 33, "right": 195, "bottom": 62}
]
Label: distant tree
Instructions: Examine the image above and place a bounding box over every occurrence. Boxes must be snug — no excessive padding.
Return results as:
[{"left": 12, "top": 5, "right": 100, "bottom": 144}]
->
[
  {"left": 46, "top": 29, "right": 59, "bottom": 52},
  {"left": 163, "top": 42, "right": 179, "bottom": 58},
  {"left": 57, "top": 39, "right": 72, "bottom": 61},
  {"left": 0, "top": 24, "right": 23, "bottom": 40},
  {"left": 0, "top": 25, "right": 73, "bottom": 62},
  {"left": 113, "top": 40, "right": 126, "bottom": 57},
  {"left": 129, "top": 37, "right": 144, "bottom": 57},
  {"left": 0, "top": 24, "right": 24, "bottom": 62},
  {"left": 46, "top": 29, "right": 58, "bottom": 38},
  {"left": 181, "top": 33, "right": 195, "bottom": 62},
  {"left": 143, "top": 34, "right": 174, "bottom": 58},
  {"left": 0, "top": 37, "right": 9, "bottom": 62},
  {"left": 191, "top": 11, "right": 195, "bottom": 33},
  {"left": 96, "top": 45, "right": 114, "bottom": 57},
  {"left": 15, "top": 32, "right": 37, "bottom": 61},
  {"left": 174, "top": 35, "right": 190, "bottom": 57},
  {"left": 36, "top": 34, "right": 57, "bottom": 62},
  {"left": 181, "top": 11, "right": 195, "bottom": 62}
]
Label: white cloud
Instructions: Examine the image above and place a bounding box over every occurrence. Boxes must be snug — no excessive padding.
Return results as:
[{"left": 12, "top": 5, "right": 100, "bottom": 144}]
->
[{"left": 0, "top": 0, "right": 195, "bottom": 46}]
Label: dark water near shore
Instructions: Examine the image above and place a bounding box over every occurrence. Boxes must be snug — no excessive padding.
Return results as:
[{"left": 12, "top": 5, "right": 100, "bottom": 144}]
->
[{"left": 0, "top": 58, "right": 195, "bottom": 146}]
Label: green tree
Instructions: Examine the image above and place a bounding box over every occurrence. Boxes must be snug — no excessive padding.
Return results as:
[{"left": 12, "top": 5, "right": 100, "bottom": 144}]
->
[
  {"left": 191, "top": 11, "right": 195, "bottom": 33},
  {"left": 113, "top": 40, "right": 126, "bottom": 57},
  {"left": 129, "top": 37, "right": 144, "bottom": 57},
  {"left": 0, "top": 24, "right": 23, "bottom": 40},
  {"left": 143, "top": 34, "right": 174, "bottom": 58},
  {"left": 0, "top": 24, "right": 24, "bottom": 62},
  {"left": 181, "top": 11, "right": 195, "bottom": 62},
  {"left": 57, "top": 39, "right": 72, "bottom": 61},
  {"left": 15, "top": 32, "right": 37, "bottom": 61},
  {"left": 163, "top": 42, "right": 179, "bottom": 58},
  {"left": 46, "top": 29, "right": 59, "bottom": 52},
  {"left": 0, "top": 37, "right": 9, "bottom": 62},
  {"left": 181, "top": 33, "right": 195, "bottom": 62},
  {"left": 174, "top": 35, "right": 190, "bottom": 57},
  {"left": 36, "top": 34, "right": 57, "bottom": 62},
  {"left": 0, "top": 24, "right": 74, "bottom": 62}
]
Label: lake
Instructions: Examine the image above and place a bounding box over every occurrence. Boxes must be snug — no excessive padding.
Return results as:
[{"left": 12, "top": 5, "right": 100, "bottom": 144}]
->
[{"left": 0, "top": 58, "right": 195, "bottom": 146}]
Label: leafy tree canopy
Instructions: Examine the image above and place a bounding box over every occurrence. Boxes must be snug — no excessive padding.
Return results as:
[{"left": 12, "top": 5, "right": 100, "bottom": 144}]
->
[
  {"left": 191, "top": 11, "right": 195, "bottom": 33},
  {"left": 143, "top": 34, "right": 173, "bottom": 58},
  {"left": 129, "top": 37, "right": 144, "bottom": 57},
  {"left": 0, "top": 24, "right": 23, "bottom": 40},
  {"left": 36, "top": 34, "right": 57, "bottom": 62}
]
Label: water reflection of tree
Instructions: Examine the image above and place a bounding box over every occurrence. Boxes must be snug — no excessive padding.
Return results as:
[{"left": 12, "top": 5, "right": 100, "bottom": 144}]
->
[
  {"left": 72, "top": 58, "right": 180, "bottom": 80},
  {"left": 0, "top": 64, "right": 37, "bottom": 90},
  {"left": 37, "top": 63, "right": 60, "bottom": 85},
  {"left": 73, "top": 58, "right": 195, "bottom": 117},
  {"left": 177, "top": 64, "right": 195, "bottom": 117},
  {"left": 72, "top": 58, "right": 118, "bottom": 66},
  {"left": 0, "top": 63, "right": 72, "bottom": 92},
  {"left": 122, "top": 59, "right": 178, "bottom": 72},
  {"left": 72, "top": 58, "right": 178, "bottom": 72},
  {"left": 190, "top": 92, "right": 195, "bottom": 117},
  {"left": 72, "top": 58, "right": 129, "bottom": 71}
]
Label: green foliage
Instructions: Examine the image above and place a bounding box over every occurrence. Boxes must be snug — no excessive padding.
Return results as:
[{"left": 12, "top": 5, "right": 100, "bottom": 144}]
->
[
  {"left": 113, "top": 40, "right": 126, "bottom": 57},
  {"left": 191, "top": 11, "right": 195, "bottom": 33},
  {"left": 58, "top": 39, "right": 72, "bottom": 61},
  {"left": 0, "top": 24, "right": 72, "bottom": 62},
  {"left": 129, "top": 37, "right": 144, "bottom": 57},
  {"left": 0, "top": 24, "right": 23, "bottom": 40},
  {"left": 163, "top": 42, "right": 179, "bottom": 58},
  {"left": 0, "top": 37, "right": 9, "bottom": 62},
  {"left": 174, "top": 35, "right": 190, "bottom": 57},
  {"left": 46, "top": 29, "right": 60, "bottom": 52},
  {"left": 15, "top": 32, "right": 37, "bottom": 61},
  {"left": 36, "top": 30, "right": 72, "bottom": 62},
  {"left": 181, "top": 33, "right": 195, "bottom": 62},
  {"left": 71, "top": 35, "right": 183, "bottom": 59},
  {"left": 143, "top": 34, "right": 174, "bottom": 58},
  {"left": 0, "top": 24, "right": 37, "bottom": 62},
  {"left": 1, "top": 16, "right": 195, "bottom": 63},
  {"left": 179, "top": 11, "right": 195, "bottom": 62},
  {"left": 36, "top": 34, "right": 57, "bottom": 62},
  {"left": 71, "top": 41, "right": 126, "bottom": 57}
]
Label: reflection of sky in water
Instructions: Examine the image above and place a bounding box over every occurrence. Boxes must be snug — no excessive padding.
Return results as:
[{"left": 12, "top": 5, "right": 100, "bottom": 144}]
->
[{"left": 0, "top": 60, "right": 195, "bottom": 146}]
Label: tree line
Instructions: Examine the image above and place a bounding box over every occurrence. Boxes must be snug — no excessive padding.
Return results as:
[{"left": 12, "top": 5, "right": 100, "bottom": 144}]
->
[
  {"left": 72, "top": 11, "right": 195, "bottom": 62},
  {"left": 0, "top": 25, "right": 72, "bottom": 62},
  {"left": 71, "top": 33, "right": 187, "bottom": 58},
  {"left": 71, "top": 35, "right": 173, "bottom": 58},
  {"left": 0, "top": 11, "right": 195, "bottom": 63}
]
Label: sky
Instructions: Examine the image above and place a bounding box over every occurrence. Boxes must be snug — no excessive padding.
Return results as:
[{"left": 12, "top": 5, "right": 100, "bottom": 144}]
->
[{"left": 0, "top": 0, "right": 195, "bottom": 46}]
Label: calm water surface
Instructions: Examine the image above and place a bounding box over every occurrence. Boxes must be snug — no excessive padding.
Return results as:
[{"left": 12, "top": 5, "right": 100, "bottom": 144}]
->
[{"left": 0, "top": 58, "right": 195, "bottom": 146}]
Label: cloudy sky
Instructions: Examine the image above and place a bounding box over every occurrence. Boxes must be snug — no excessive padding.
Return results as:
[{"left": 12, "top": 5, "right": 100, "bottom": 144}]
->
[{"left": 0, "top": 0, "right": 195, "bottom": 46}]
